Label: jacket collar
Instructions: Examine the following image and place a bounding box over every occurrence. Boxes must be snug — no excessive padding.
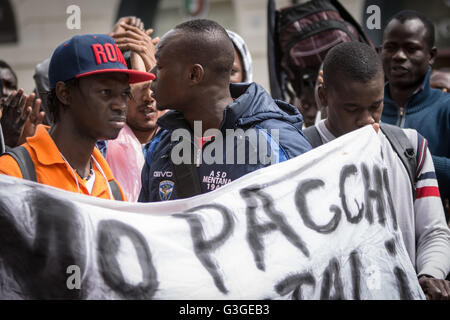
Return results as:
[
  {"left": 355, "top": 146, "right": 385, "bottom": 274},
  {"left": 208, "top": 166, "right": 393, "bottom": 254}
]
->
[
  {"left": 384, "top": 67, "right": 433, "bottom": 114},
  {"left": 157, "top": 110, "right": 191, "bottom": 132},
  {"left": 157, "top": 83, "right": 255, "bottom": 132},
  {"left": 27, "top": 125, "right": 66, "bottom": 166},
  {"left": 157, "top": 82, "right": 303, "bottom": 131}
]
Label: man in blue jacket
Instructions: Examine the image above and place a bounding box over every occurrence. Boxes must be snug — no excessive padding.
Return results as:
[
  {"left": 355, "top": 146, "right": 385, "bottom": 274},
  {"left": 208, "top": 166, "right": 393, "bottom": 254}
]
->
[
  {"left": 381, "top": 10, "right": 450, "bottom": 202},
  {"left": 139, "top": 19, "right": 311, "bottom": 202}
]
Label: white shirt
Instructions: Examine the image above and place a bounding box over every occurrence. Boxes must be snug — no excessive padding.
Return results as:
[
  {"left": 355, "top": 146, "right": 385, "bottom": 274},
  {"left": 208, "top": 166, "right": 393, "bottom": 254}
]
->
[{"left": 84, "top": 170, "right": 96, "bottom": 194}]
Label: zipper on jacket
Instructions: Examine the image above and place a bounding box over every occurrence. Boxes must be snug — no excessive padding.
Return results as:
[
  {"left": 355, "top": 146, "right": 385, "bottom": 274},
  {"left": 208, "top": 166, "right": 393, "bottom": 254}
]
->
[{"left": 397, "top": 106, "right": 406, "bottom": 128}]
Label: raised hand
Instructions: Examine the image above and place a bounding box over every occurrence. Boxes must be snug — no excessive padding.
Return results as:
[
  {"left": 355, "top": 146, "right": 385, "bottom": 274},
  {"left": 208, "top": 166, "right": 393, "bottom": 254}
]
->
[
  {"left": 17, "top": 93, "right": 44, "bottom": 145},
  {"left": 0, "top": 89, "right": 31, "bottom": 147},
  {"left": 109, "top": 16, "right": 145, "bottom": 36},
  {"left": 112, "top": 23, "right": 158, "bottom": 72}
]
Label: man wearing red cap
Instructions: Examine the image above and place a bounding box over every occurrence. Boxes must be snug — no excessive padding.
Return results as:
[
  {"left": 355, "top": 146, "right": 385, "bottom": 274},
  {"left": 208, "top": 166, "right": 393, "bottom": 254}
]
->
[{"left": 0, "top": 34, "right": 155, "bottom": 200}]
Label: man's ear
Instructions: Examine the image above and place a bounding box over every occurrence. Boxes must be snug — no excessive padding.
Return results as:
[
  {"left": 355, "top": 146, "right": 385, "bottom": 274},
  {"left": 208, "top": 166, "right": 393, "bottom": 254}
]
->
[
  {"left": 316, "top": 84, "right": 327, "bottom": 109},
  {"left": 188, "top": 64, "right": 204, "bottom": 84},
  {"left": 429, "top": 46, "right": 437, "bottom": 66},
  {"left": 55, "top": 81, "right": 70, "bottom": 106}
]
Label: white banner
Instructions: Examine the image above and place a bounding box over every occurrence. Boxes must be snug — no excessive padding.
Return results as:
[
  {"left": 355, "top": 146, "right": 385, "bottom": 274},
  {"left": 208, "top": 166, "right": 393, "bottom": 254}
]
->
[{"left": 0, "top": 126, "right": 425, "bottom": 299}]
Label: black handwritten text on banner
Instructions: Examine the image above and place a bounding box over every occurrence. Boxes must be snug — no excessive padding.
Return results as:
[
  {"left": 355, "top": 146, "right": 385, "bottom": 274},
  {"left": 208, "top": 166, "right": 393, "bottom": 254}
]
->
[{"left": 0, "top": 127, "right": 425, "bottom": 299}]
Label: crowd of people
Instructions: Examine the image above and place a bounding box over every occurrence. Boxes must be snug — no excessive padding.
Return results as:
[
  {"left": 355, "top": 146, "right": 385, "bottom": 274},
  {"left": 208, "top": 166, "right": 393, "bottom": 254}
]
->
[{"left": 0, "top": 8, "right": 449, "bottom": 299}]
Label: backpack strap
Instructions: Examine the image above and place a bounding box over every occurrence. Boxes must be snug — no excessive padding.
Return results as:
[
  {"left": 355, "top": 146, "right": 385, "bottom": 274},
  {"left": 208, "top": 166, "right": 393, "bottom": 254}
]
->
[
  {"left": 108, "top": 180, "right": 124, "bottom": 201},
  {"left": 0, "top": 123, "right": 5, "bottom": 155},
  {"left": 303, "top": 126, "right": 324, "bottom": 148},
  {"left": 4, "top": 146, "right": 37, "bottom": 182},
  {"left": 380, "top": 123, "right": 417, "bottom": 200}
]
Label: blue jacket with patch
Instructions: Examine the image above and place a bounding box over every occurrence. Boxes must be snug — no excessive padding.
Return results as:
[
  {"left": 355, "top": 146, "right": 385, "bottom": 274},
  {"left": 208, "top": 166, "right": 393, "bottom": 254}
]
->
[
  {"left": 138, "top": 82, "right": 312, "bottom": 202},
  {"left": 381, "top": 67, "right": 450, "bottom": 198}
]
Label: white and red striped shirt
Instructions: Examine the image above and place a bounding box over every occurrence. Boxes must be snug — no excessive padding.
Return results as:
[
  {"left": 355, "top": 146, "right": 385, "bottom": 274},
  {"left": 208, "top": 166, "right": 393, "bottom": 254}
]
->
[{"left": 315, "top": 120, "right": 450, "bottom": 279}]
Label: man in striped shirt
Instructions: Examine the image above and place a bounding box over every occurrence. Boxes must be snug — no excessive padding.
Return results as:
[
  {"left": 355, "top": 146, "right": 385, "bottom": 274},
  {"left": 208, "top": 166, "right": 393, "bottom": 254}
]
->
[{"left": 305, "top": 41, "right": 450, "bottom": 299}]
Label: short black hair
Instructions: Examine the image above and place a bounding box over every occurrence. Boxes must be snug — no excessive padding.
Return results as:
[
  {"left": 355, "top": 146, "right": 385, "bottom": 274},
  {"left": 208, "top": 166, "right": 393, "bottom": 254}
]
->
[
  {"left": 175, "top": 19, "right": 229, "bottom": 35},
  {"left": 46, "top": 78, "right": 79, "bottom": 123},
  {"left": 173, "top": 19, "right": 234, "bottom": 77},
  {"left": 323, "top": 41, "right": 383, "bottom": 88},
  {"left": 0, "top": 60, "right": 18, "bottom": 84},
  {"left": 386, "top": 10, "right": 435, "bottom": 49}
]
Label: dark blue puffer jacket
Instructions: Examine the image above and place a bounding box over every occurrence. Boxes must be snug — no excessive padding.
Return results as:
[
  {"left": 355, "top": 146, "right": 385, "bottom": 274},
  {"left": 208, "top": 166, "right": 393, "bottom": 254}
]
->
[{"left": 138, "top": 82, "right": 312, "bottom": 202}]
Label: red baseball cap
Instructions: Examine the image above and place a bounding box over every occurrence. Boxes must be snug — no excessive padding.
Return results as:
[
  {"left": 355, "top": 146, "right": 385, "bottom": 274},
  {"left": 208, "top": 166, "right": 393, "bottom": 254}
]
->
[{"left": 49, "top": 34, "right": 155, "bottom": 88}]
